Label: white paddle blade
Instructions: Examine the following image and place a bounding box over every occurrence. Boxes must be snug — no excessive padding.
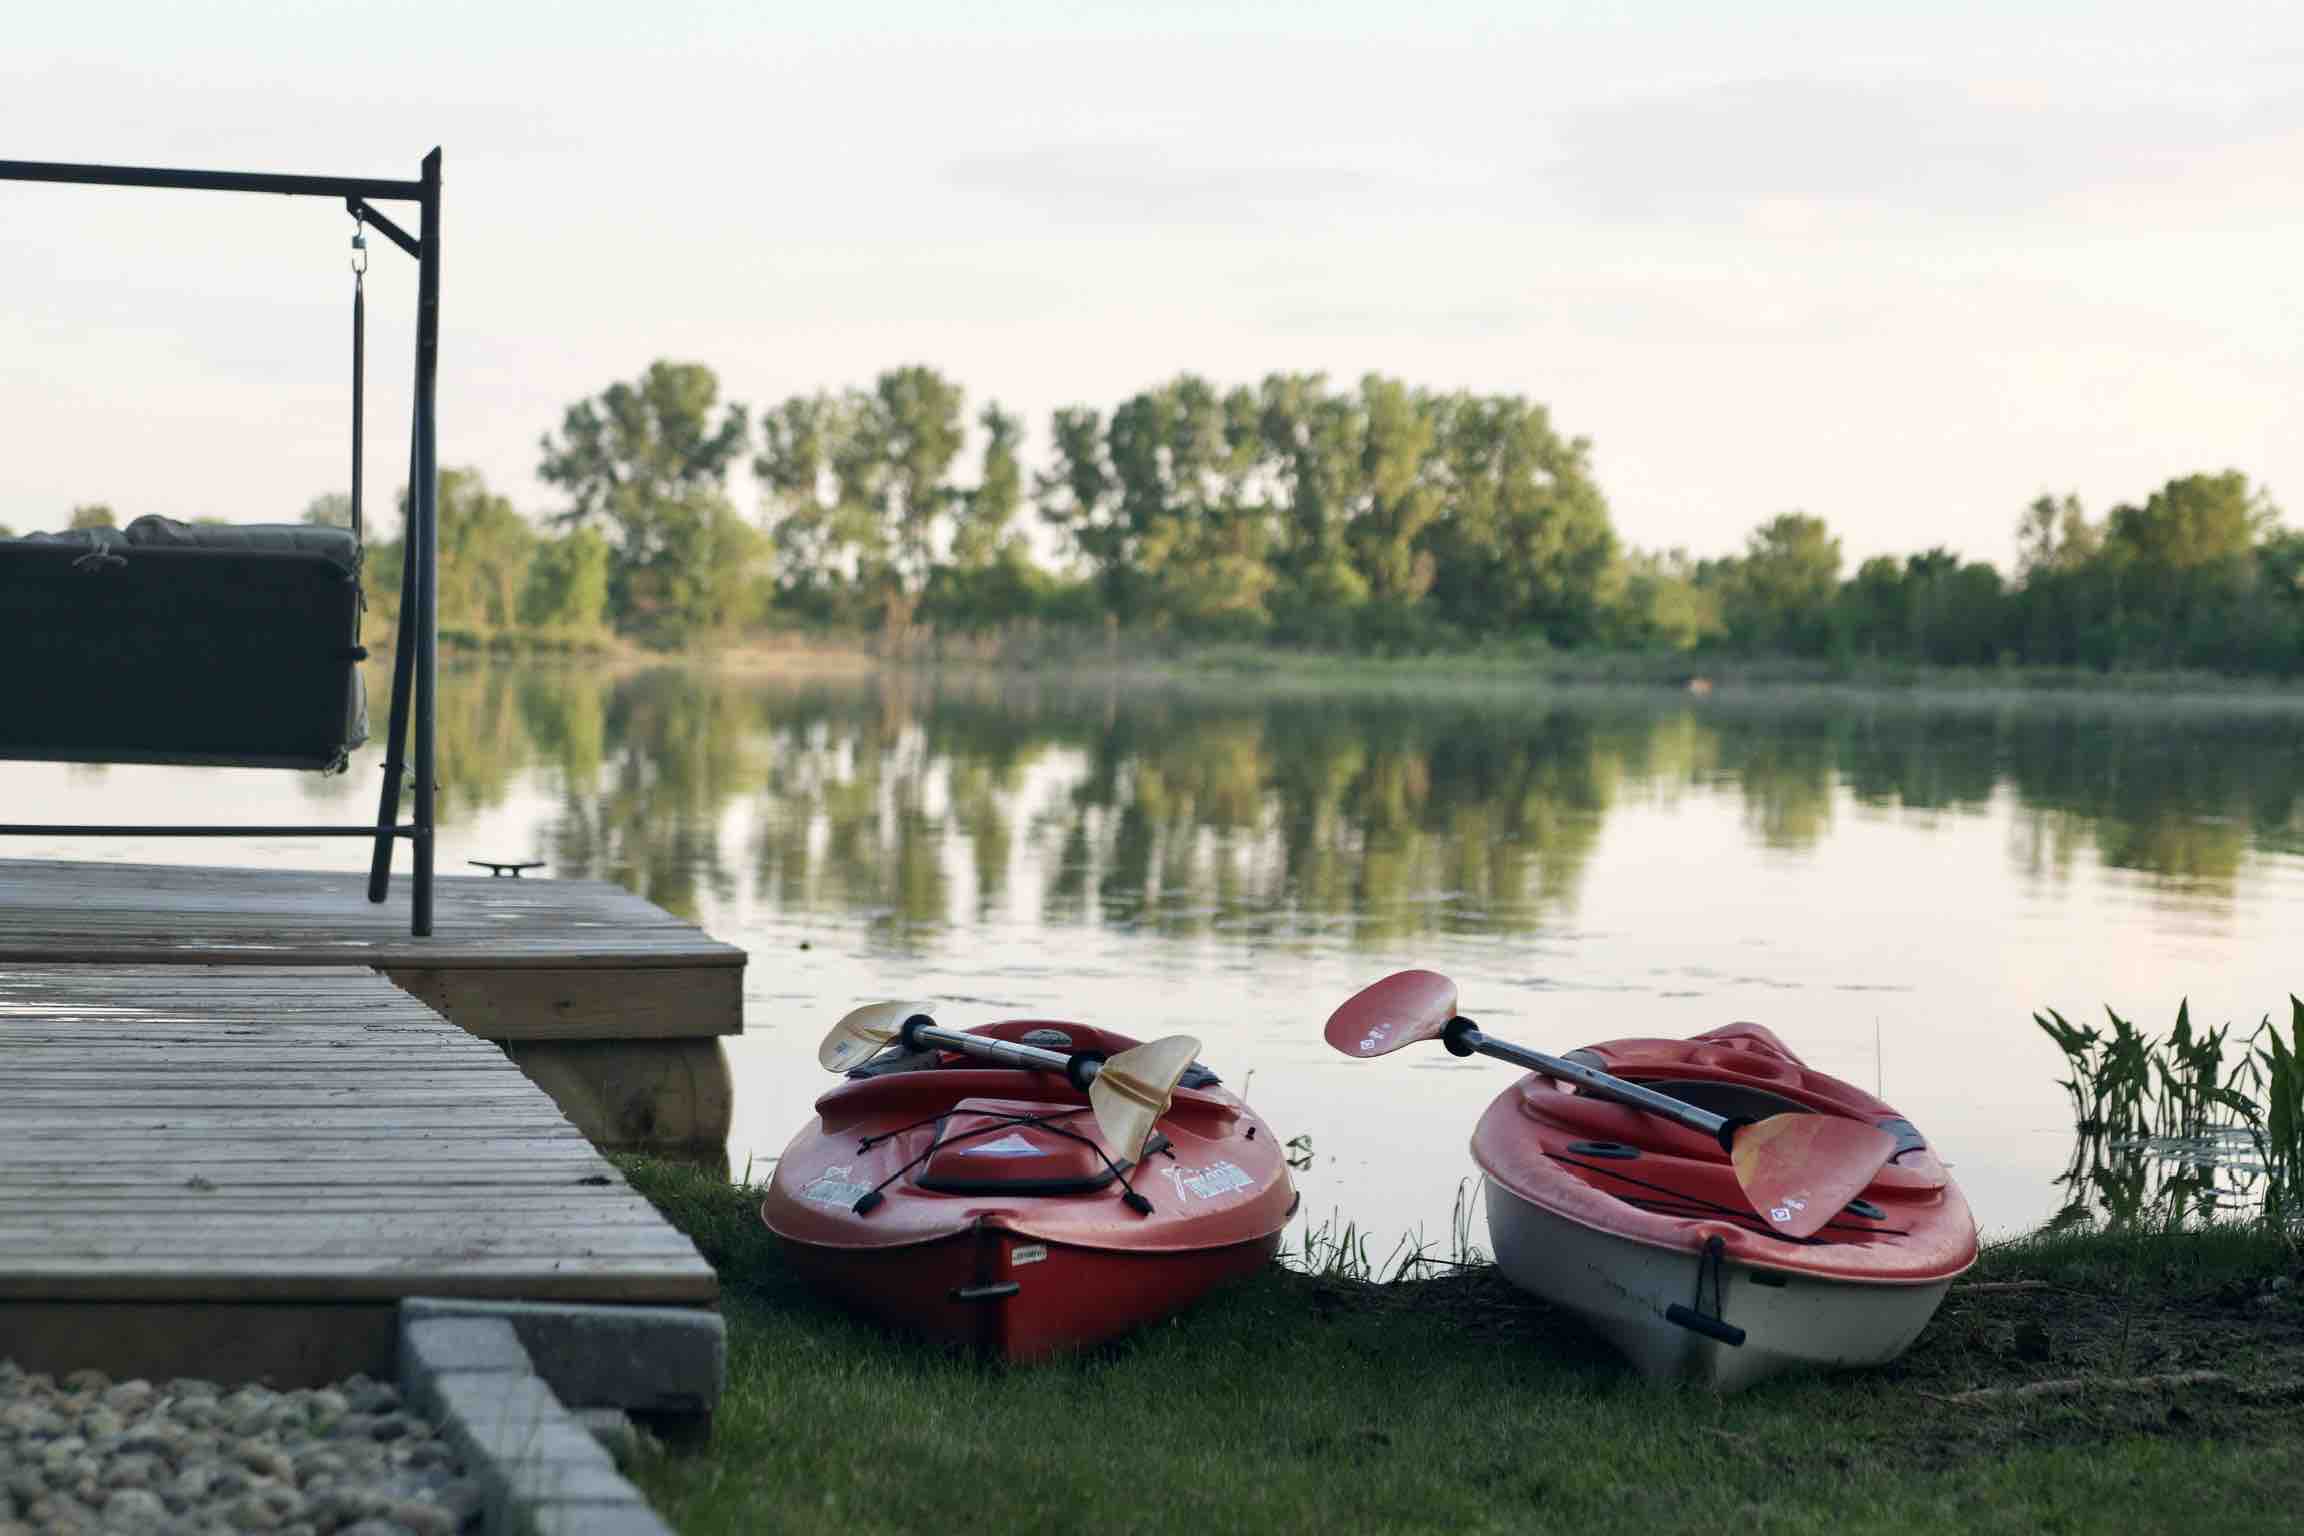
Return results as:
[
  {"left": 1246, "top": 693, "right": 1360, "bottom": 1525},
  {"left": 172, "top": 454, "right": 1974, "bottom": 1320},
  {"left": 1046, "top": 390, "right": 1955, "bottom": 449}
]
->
[
  {"left": 819, "top": 1000, "right": 933, "bottom": 1073},
  {"left": 1323, "top": 970, "right": 1460, "bottom": 1059},
  {"left": 1089, "top": 1034, "right": 1201, "bottom": 1163}
]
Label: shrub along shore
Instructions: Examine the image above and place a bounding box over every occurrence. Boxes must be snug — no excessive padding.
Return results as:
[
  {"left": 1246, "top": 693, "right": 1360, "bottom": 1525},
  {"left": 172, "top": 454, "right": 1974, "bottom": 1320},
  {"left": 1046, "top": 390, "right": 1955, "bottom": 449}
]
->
[
  {"left": 615, "top": 1158, "right": 2304, "bottom": 1536},
  {"left": 402, "top": 632, "right": 2304, "bottom": 712}
]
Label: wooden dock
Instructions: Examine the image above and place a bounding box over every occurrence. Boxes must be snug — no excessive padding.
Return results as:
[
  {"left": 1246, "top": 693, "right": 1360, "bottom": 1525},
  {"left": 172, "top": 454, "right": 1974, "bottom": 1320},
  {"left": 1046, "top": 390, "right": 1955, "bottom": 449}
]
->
[
  {"left": 0, "top": 964, "right": 718, "bottom": 1385},
  {"left": 0, "top": 857, "right": 745, "bottom": 1041}
]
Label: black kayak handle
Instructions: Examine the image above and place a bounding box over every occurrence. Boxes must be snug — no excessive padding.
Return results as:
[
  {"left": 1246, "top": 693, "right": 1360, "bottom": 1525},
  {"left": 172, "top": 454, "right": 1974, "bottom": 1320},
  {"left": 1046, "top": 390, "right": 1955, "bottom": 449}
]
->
[
  {"left": 1665, "top": 1304, "right": 1747, "bottom": 1347},
  {"left": 951, "top": 1282, "right": 1022, "bottom": 1303}
]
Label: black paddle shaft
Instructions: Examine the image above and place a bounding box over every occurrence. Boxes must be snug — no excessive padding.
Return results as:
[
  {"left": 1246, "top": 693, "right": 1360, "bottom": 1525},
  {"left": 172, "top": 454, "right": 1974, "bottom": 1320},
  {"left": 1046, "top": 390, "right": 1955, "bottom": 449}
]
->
[
  {"left": 903, "top": 1019, "right": 1106, "bottom": 1090},
  {"left": 1443, "top": 1020, "right": 1736, "bottom": 1146}
]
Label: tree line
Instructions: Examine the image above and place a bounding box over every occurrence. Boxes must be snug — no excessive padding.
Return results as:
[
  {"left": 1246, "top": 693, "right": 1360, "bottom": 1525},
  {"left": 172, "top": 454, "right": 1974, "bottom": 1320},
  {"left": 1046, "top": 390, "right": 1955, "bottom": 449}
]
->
[
  {"left": 543, "top": 358, "right": 2295, "bottom": 673},
  {"left": 26, "top": 358, "right": 2297, "bottom": 673}
]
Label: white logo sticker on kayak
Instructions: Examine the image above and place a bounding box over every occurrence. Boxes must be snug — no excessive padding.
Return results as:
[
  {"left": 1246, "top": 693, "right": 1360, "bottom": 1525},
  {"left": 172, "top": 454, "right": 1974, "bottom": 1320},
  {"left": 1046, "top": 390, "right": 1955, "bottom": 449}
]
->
[
  {"left": 1359, "top": 1023, "right": 1390, "bottom": 1053},
  {"left": 1012, "top": 1243, "right": 1049, "bottom": 1267},
  {"left": 1162, "top": 1161, "right": 1256, "bottom": 1201},
  {"left": 798, "top": 1164, "right": 873, "bottom": 1208},
  {"left": 959, "top": 1133, "right": 1045, "bottom": 1158}
]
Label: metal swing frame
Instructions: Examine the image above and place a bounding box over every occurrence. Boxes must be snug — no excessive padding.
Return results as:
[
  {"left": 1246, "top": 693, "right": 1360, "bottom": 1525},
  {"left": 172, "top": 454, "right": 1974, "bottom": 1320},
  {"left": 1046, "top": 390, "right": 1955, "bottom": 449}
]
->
[{"left": 0, "top": 150, "right": 444, "bottom": 936}]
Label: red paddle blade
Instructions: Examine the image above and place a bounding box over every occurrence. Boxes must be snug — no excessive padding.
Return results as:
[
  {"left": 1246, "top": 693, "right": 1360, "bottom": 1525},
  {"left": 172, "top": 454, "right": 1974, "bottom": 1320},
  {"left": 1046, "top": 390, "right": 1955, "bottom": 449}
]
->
[
  {"left": 1323, "top": 970, "right": 1459, "bottom": 1059},
  {"left": 1730, "top": 1115, "right": 1899, "bottom": 1239}
]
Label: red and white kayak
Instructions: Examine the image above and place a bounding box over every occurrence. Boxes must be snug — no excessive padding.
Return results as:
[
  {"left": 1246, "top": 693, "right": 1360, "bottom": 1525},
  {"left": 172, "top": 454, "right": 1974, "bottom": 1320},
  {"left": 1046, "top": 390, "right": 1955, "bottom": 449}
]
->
[
  {"left": 761, "top": 1018, "right": 1297, "bottom": 1360},
  {"left": 1474, "top": 1023, "right": 1976, "bottom": 1390}
]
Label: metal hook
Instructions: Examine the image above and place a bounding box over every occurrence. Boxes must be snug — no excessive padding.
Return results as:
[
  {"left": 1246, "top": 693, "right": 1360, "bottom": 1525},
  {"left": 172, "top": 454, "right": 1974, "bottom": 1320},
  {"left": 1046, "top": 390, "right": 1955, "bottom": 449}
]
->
[{"left": 350, "top": 214, "right": 369, "bottom": 276}]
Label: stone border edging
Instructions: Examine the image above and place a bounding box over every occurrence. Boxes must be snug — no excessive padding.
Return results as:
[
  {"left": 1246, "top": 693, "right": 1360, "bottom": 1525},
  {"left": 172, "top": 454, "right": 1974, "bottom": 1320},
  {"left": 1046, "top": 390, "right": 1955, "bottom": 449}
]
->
[
  {"left": 400, "top": 1297, "right": 724, "bottom": 1421},
  {"left": 398, "top": 1315, "right": 675, "bottom": 1536}
]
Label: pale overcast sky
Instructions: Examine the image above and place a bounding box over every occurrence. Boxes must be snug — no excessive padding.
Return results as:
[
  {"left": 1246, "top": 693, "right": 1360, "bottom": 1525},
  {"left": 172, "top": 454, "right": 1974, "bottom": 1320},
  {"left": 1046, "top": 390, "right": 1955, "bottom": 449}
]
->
[{"left": 4, "top": 1, "right": 2298, "bottom": 567}]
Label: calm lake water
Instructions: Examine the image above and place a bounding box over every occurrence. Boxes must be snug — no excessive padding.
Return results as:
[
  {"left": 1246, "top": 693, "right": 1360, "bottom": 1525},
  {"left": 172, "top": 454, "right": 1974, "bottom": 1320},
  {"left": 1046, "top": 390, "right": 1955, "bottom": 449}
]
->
[{"left": 11, "top": 660, "right": 2303, "bottom": 1246}]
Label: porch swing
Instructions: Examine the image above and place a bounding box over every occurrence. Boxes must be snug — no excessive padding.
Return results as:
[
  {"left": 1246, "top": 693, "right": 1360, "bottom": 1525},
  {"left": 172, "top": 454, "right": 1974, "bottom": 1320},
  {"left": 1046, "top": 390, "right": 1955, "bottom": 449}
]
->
[{"left": 0, "top": 151, "right": 445, "bottom": 935}]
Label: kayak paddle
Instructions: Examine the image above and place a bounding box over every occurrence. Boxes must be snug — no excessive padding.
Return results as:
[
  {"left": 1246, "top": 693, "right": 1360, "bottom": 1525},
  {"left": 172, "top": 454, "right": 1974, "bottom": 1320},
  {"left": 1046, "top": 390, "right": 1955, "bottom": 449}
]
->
[
  {"left": 1323, "top": 970, "right": 1897, "bottom": 1240},
  {"left": 820, "top": 1001, "right": 1200, "bottom": 1166}
]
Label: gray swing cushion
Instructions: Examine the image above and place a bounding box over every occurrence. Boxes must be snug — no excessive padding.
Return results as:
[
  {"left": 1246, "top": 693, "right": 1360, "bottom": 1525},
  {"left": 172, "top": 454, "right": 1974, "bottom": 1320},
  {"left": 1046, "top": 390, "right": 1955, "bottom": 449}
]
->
[{"left": 0, "top": 517, "right": 368, "bottom": 770}]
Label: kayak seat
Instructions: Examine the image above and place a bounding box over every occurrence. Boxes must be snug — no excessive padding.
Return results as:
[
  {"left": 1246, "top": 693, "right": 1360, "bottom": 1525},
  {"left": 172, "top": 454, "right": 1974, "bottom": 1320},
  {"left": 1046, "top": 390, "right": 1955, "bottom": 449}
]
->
[{"left": 1640, "top": 1079, "right": 1814, "bottom": 1123}]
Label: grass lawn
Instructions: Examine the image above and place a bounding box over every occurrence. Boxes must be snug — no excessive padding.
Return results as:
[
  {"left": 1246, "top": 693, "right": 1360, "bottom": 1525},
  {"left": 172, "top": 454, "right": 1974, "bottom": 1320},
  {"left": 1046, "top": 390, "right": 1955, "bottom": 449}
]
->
[{"left": 617, "top": 1160, "right": 2304, "bottom": 1536}]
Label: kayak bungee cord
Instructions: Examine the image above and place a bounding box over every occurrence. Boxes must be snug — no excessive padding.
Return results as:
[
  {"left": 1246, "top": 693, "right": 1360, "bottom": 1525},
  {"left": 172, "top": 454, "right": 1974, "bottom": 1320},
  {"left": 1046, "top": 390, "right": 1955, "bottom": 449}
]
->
[
  {"left": 1613, "top": 1197, "right": 1906, "bottom": 1241},
  {"left": 845, "top": 1105, "right": 1160, "bottom": 1215},
  {"left": 1549, "top": 1152, "right": 1912, "bottom": 1241}
]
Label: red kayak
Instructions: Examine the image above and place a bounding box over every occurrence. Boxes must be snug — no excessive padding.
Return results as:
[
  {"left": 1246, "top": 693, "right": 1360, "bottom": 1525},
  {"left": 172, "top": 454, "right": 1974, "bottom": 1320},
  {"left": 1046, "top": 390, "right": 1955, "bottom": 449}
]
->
[
  {"left": 1473, "top": 1023, "right": 1976, "bottom": 1389},
  {"left": 761, "top": 1018, "right": 1297, "bottom": 1360}
]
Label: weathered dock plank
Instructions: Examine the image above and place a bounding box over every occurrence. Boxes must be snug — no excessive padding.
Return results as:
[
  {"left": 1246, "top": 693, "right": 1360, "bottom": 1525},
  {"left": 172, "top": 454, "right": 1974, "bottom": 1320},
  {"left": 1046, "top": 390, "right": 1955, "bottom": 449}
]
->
[
  {"left": 0, "top": 857, "right": 744, "bottom": 1042},
  {"left": 0, "top": 856, "right": 734, "bottom": 965},
  {"left": 0, "top": 963, "right": 718, "bottom": 1383}
]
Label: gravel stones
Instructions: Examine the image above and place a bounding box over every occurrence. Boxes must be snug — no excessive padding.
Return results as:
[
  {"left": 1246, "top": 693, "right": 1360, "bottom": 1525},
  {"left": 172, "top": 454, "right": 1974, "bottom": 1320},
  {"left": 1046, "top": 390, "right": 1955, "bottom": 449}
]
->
[{"left": 0, "top": 1359, "right": 475, "bottom": 1535}]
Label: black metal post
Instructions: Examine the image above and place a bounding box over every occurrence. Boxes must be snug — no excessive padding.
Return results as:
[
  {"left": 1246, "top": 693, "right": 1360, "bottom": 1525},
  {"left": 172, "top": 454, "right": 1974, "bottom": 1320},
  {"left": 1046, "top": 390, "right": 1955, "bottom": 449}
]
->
[
  {"left": 410, "top": 149, "right": 443, "bottom": 938},
  {"left": 365, "top": 329, "right": 424, "bottom": 905}
]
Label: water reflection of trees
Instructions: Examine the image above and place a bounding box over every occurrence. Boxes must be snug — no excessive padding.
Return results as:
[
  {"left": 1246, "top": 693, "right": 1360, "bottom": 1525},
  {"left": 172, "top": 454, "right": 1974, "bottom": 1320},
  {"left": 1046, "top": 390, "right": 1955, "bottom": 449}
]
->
[
  {"left": 406, "top": 666, "right": 2304, "bottom": 939},
  {"left": 1039, "top": 700, "right": 1619, "bottom": 945},
  {"left": 2001, "top": 707, "right": 2304, "bottom": 891}
]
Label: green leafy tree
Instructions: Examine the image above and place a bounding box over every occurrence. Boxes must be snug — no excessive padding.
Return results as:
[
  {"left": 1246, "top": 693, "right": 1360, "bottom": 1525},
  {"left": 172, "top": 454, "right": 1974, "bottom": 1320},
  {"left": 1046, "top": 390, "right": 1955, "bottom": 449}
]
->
[
  {"left": 1349, "top": 375, "right": 1442, "bottom": 608},
  {"left": 1900, "top": 549, "right": 2006, "bottom": 665},
  {"left": 2016, "top": 492, "right": 2097, "bottom": 580},
  {"left": 1421, "top": 394, "right": 1616, "bottom": 644},
  {"left": 864, "top": 365, "right": 967, "bottom": 598},
  {"left": 1257, "top": 372, "right": 1368, "bottom": 636},
  {"left": 927, "top": 403, "right": 1045, "bottom": 630},
  {"left": 1608, "top": 548, "right": 1722, "bottom": 652},
  {"left": 2103, "top": 472, "right": 2269, "bottom": 575},
  {"left": 2099, "top": 472, "right": 2280, "bottom": 667},
  {"left": 1106, "top": 376, "right": 1273, "bottom": 631},
  {"left": 620, "top": 487, "right": 769, "bottom": 645},
  {"left": 538, "top": 360, "right": 751, "bottom": 636},
  {"left": 755, "top": 392, "right": 868, "bottom": 619},
  {"left": 1037, "top": 380, "right": 1274, "bottom": 629},
  {"left": 430, "top": 468, "right": 536, "bottom": 635},
  {"left": 521, "top": 525, "right": 612, "bottom": 635},
  {"left": 756, "top": 368, "right": 968, "bottom": 628},
  {"left": 1712, "top": 512, "right": 1841, "bottom": 655},
  {"left": 68, "top": 504, "right": 116, "bottom": 530},
  {"left": 1036, "top": 405, "right": 1125, "bottom": 607},
  {"left": 2010, "top": 494, "right": 2107, "bottom": 666},
  {"left": 1837, "top": 555, "right": 1908, "bottom": 657},
  {"left": 951, "top": 404, "right": 1024, "bottom": 571}
]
